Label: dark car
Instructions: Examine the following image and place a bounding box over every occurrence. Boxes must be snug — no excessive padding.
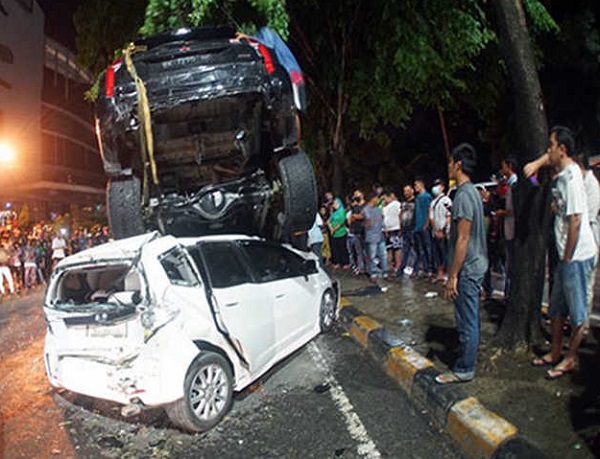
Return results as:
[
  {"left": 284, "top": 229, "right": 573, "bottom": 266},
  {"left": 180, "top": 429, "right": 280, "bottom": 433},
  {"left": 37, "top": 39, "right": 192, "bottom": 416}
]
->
[{"left": 94, "top": 26, "right": 317, "bottom": 240}]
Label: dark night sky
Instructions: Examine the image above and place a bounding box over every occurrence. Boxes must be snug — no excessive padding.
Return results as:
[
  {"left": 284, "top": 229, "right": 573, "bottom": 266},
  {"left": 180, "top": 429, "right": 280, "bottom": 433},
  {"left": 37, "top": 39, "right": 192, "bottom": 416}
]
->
[{"left": 36, "top": 0, "right": 83, "bottom": 50}]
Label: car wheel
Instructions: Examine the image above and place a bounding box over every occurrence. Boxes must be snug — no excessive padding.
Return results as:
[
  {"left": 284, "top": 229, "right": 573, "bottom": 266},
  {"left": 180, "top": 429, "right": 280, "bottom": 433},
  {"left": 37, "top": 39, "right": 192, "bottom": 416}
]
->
[
  {"left": 107, "top": 176, "right": 145, "bottom": 239},
  {"left": 319, "top": 289, "right": 337, "bottom": 332},
  {"left": 276, "top": 149, "right": 318, "bottom": 235},
  {"left": 165, "top": 352, "right": 234, "bottom": 432}
]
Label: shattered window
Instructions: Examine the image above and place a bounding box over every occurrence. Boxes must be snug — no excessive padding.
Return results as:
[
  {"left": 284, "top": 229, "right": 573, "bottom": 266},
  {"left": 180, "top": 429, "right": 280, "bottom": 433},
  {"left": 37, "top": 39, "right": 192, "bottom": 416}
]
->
[{"left": 159, "top": 248, "right": 200, "bottom": 287}]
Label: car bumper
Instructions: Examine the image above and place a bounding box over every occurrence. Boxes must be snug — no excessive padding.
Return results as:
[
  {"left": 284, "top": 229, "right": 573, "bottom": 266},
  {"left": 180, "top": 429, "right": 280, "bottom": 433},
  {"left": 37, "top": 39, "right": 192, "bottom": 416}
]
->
[{"left": 44, "top": 324, "right": 200, "bottom": 407}]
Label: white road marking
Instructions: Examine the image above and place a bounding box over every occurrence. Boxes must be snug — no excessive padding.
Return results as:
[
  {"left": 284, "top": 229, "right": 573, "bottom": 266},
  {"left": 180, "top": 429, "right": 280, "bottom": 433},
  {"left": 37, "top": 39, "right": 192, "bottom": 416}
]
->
[{"left": 308, "top": 341, "right": 382, "bottom": 458}]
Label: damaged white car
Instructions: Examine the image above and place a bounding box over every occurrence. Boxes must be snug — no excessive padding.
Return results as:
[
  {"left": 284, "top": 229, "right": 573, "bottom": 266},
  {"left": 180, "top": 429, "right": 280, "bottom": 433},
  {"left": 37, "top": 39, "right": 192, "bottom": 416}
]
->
[{"left": 43, "top": 232, "right": 339, "bottom": 432}]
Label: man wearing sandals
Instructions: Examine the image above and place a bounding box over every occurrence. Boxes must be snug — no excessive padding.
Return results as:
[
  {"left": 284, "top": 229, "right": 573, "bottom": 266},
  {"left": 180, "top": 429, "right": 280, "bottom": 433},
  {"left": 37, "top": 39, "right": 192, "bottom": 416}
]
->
[
  {"left": 530, "top": 126, "right": 596, "bottom": 379},
  {"left": 437, "top": 143, "right": 488, "bottom": 384}
]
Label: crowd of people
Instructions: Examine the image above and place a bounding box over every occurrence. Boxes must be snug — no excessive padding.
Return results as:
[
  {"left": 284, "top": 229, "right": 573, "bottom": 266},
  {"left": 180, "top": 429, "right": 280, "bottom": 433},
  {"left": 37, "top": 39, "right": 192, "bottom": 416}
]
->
[
  {"left": 306, "top": 127, "right": 600, "bottom": 384},
  {"left": 0, "top": 221, "right": 111, "bottom": 299},
  {"left": 307, "top": 162, "right": 517, "bottom": 297}
]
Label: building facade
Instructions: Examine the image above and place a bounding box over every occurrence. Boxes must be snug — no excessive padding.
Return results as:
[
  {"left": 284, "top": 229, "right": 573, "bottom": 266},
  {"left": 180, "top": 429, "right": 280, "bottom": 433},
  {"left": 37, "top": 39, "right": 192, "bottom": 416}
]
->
[{"left": 0, "top": 0, "right": 105, "bottom": 225}]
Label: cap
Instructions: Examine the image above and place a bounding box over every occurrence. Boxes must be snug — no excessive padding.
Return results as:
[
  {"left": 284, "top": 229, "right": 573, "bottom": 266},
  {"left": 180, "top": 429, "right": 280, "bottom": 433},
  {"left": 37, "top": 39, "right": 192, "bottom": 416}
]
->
[{"left": 433, "top": 178, "right": 444, "bottom": 186}]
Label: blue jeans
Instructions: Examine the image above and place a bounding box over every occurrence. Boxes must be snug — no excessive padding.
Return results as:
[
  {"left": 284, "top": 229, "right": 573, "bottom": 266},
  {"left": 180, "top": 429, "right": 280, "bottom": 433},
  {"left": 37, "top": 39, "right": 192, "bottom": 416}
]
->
[
  {"left": 413, "top": 229, "right": 433, "bottom": 274},
  {"left": 549, "top": 257, "right": 594, "bottom": 327},
  {"left": 310, "top": 242, "right": 324, "bottom": 266},
  {"left": 348, "top": 234, "right": 367, "bottom": 273},
  {"left": 367, "top": 240, "right": 388, "bottom": 278},
  {"left": 454, "top": 274, "right": 484, "bottom": 376}
]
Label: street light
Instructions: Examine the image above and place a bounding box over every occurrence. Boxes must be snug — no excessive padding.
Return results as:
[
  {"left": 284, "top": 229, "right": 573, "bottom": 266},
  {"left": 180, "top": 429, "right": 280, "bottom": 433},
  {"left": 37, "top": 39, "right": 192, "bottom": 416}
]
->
[{"left": 0, "top": 141, "right": 16, "bottom": 165}]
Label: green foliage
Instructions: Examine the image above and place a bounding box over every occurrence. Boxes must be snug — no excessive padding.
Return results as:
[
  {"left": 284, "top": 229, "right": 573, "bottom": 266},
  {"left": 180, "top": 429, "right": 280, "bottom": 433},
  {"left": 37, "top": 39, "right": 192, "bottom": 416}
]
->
[
  {"left": 351, "top": 0, "right": 495, "bottom": 136},
  {"left": 523, "top": 0, "right": 559, "bottom": 35},
  {"left": 291, "top": 0, "right": 495, "bottom": 149},
  {"left": 74, "top": 0, "right": 147, "bottom": 75},
  {"left": 141, "top": 0, "right": 289, "bottom": 38}
]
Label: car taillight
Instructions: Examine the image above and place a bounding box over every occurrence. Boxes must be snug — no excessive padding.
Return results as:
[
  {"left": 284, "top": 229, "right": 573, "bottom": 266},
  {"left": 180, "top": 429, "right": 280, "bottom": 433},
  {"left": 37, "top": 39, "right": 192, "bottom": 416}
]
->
[
  {"left": 258, "top": 44, "right": 275, "bottom": 74},
  {"left": 105, "top": 58, "right": 122, "bottom": 98}
]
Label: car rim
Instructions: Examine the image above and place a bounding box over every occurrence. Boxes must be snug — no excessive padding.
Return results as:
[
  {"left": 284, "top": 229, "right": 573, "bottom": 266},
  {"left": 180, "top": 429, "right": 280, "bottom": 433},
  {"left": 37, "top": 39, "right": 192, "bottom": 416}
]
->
[
  {"left": 189, "top": 363, "right": 229, "bottom": 421},
  {"left": 322, "top": 291, "right": 336, "bottom": 328}
]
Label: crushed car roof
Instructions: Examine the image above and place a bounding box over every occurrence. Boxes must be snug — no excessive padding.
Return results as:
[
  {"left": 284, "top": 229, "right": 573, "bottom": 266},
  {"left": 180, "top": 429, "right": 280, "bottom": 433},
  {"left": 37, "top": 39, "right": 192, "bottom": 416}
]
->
[{"left": 54, "top": 232, "right": 260, "bottom": 269}]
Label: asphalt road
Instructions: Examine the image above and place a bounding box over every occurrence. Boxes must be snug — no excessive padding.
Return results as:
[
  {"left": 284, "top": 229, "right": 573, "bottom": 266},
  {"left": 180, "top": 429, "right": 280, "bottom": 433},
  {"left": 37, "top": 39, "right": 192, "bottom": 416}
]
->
[{"left": 1, "top": 289, "right": 463, "bottom": 459}]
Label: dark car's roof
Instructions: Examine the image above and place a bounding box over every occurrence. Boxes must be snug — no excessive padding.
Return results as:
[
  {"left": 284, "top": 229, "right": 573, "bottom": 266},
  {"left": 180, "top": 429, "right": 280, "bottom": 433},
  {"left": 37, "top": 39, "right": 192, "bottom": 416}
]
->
[{"left": 135, "top": 26, "right": 237, "bottom": 50}]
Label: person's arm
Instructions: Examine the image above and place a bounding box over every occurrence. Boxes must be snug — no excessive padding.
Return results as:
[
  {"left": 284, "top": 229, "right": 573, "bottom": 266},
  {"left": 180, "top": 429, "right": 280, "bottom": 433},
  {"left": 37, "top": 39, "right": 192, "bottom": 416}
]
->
[
  {"left": 523, "top": 152, "right": 550, "bottom": 178},
  {"left": 563, "top": 213, "right": 581, "bottom": 262},
  {"left": 444, "top": 218, "right": 471, "bottom": 300}
]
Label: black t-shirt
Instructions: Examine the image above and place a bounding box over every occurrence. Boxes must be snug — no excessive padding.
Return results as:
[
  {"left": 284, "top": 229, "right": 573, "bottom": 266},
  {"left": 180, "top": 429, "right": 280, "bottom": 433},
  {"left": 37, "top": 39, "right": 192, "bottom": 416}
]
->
[{"left": 350, "top": 204, "right": 365, "bottom": 237}]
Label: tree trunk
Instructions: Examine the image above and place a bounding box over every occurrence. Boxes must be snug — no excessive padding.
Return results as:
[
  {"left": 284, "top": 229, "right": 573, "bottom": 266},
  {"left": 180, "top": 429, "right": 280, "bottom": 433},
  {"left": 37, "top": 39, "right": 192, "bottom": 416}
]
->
[
  {"left": 330, "top": 38, "right": 348, "bottom": 197},
  {"left": 492, "top": 0, "right": 550, "bottom": 348}
]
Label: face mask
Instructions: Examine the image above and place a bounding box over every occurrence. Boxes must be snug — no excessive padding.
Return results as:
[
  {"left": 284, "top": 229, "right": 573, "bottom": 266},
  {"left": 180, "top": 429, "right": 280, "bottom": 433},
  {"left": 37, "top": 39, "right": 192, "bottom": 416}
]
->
[{"left": 432, "top": 185, "right": 441, "bottom": 196}]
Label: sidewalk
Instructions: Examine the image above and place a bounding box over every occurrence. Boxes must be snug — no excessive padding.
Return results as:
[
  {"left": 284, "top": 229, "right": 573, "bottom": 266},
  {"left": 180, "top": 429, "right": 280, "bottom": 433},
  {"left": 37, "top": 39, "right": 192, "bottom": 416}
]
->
[{"left": 333, "top": 270, "right": 600, "bottom": 459}]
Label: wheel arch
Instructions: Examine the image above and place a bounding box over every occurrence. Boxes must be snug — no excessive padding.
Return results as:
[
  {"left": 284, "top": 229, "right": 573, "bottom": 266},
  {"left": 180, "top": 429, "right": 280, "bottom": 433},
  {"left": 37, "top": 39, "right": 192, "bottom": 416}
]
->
[{"left": 193, "top": 340, "right": 236, "bottom": 379}]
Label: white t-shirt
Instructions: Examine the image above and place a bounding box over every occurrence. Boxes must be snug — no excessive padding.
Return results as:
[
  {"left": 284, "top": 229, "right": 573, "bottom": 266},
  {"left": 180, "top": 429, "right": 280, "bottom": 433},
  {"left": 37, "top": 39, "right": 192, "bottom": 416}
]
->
[
  {"left": 51, "top": 236, "right": 67, "bottom": 260},
  {"left": 383, "top": 200, "right": 401, "bottom": 231},
  {"left": 429, "top": 195, "right": 452, "bottom": 232},
  {"left": 553, "top": 163, "right": 597, "bottom": 261},
  {"left": 583, "top": 169, "right": 600, "bottom": 247},
  {"left": 307, "top": 213, "right": 324, "bottom": 246}
]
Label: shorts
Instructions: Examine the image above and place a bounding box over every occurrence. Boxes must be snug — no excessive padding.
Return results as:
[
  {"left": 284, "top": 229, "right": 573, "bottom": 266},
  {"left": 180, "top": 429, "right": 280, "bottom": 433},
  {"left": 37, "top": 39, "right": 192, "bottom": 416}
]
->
[
  {"left": 549, "top": 257, "right": 594, "bottom": 327},
  {"left": 386, "top": 230, "right": 401, "bottom": 250}
]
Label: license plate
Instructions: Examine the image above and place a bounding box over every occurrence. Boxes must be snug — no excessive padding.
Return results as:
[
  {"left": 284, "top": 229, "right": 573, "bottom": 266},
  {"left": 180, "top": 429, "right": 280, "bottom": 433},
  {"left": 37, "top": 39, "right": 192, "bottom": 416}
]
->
[{"left": 87, "top": 323, "right": 128, "bottom": 338}]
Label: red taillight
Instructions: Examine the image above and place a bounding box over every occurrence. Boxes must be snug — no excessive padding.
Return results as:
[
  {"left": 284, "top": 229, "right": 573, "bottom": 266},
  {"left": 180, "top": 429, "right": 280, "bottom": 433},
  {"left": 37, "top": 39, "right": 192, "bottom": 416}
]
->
[
  {"left": 258, "top": 44, "right": 275, "bottom": 74},
  {"left": 105, "top": 58, "right": 122, "bottom": 98},
  {"left": 105, "top": 67, "right": 115, "bottom": 97}
]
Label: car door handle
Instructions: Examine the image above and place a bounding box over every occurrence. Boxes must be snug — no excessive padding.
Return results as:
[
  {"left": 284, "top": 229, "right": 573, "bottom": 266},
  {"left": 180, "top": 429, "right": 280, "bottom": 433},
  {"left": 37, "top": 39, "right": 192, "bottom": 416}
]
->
[
  {"left": 225, "top": 302, "right": 239, "bottom": 307},
  {"left": 275, "top": 293, "right": 286, "bottom": 299}
]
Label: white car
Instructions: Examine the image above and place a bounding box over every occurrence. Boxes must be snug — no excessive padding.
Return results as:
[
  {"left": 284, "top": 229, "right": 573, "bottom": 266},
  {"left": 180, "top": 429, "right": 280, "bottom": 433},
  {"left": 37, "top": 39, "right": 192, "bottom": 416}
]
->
[{"left": 43, "top": 232, "right": 339, "bottom": 432}]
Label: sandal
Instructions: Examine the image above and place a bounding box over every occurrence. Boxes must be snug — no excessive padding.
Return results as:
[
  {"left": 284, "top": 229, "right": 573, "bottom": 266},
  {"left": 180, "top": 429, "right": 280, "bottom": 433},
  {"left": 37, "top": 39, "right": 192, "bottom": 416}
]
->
[
  {"left": 435, "top": 371, "right": 474, "bottom": 385},
  {"left": 545, "top": 363, "right": 576, "bottom": 380},
  {"left": 531, "top": 354, "right": 561, "bottom": 367}
]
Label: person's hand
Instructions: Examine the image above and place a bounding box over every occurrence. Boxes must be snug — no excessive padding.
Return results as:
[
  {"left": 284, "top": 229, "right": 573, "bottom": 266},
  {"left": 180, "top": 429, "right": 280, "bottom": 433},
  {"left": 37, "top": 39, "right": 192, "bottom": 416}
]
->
[
  {"left": 523, "top": 157, "right": 543, "bottom": 178},
  {"left": 444, "top": 276, "right": 458, "bottom": 301}
]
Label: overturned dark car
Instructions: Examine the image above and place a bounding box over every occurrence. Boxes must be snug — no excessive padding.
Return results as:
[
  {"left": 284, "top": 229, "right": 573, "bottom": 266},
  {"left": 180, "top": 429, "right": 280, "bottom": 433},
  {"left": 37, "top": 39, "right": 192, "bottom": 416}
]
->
[{"left": 95, "top": 26, "right": 317, "bottom": 240}]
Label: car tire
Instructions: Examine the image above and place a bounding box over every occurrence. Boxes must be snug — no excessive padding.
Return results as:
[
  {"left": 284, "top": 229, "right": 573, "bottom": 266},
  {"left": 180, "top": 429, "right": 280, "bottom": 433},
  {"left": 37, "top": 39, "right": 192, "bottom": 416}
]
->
[
  {"left": 107, "top": 176, "right": 145, "bottom": 239},
  {"left": 276, "top": 149, "right": 318, "bottom": 235},
  {"left": 165, "top": 352, "right": 234, "bottom": 433},
  {"left": 319, "top": 289, "right": 337, "bottom": 332}
]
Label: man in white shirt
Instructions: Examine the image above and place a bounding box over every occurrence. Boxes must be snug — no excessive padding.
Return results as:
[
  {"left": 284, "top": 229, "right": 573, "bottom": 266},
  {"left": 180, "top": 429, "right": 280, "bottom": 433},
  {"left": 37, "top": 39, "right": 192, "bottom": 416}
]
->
[
  {"left": 531, "top": 126, "right": 596, "bottom": 380},
  {"left": 429, "top": 179, "right": 452, "bottom": 282},
  {"left": 383, "top": 189, "right": 402, "bottom": 273},
  {"left": 574, "top": 152, "right": 600, "bottom": 328},
  {"left": 51, "top": 233, "right": 68, "bottom": 268}
]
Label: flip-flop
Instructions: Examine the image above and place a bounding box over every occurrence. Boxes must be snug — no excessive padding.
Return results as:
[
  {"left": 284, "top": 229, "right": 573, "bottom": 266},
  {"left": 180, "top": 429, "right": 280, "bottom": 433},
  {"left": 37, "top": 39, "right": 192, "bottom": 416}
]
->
[
  {"left": 545, "top": 365, "right": 575, "bottom": 380},
  {"left": 531, "top": 355, "right": 560, "bottom": 367},
  {"left": 435, "top": 371, "right": 473, "bottom": 384}
]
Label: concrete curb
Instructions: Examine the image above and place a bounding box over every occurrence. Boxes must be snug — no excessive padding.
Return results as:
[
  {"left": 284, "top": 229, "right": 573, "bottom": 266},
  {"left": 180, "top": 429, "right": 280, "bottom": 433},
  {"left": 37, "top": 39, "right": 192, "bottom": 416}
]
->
[{"left": 338, "top": 300, "right": 549, "bottom": 459}]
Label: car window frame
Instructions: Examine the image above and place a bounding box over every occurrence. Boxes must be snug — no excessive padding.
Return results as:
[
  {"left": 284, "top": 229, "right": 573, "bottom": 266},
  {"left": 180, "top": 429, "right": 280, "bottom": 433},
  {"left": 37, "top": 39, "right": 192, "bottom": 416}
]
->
[
  {"left": 192, "top": 241, "right": 254, "bottom": 289},
  {"left": 158, "top": 246, "right": 201, "bottom": 288},
  {"left": 237, "top": 240, "right": 313, "bottom": 283}
]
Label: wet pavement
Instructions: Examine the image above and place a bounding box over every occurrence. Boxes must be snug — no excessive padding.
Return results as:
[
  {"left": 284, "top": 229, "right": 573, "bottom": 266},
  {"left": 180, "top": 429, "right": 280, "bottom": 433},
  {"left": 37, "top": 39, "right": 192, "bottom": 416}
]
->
[{"left": 333, "top": 269, "right": 600, "bottom": 458}]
